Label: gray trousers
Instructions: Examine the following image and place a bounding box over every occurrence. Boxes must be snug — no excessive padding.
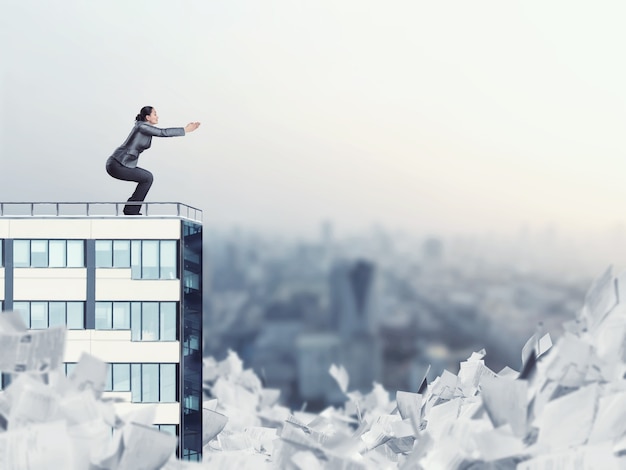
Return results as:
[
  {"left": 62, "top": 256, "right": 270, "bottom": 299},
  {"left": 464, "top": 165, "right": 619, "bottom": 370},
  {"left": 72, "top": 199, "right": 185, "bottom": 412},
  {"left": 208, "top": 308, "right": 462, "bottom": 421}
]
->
[{"left": 106, "top": 157, "right": 153, "bottom": 215}]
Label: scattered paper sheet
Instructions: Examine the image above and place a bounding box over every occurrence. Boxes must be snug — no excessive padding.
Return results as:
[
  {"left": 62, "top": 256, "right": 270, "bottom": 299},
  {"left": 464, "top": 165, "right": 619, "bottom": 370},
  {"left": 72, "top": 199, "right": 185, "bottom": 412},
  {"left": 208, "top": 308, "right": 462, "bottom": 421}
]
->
[
  {"left": 0, "top": 311, "right": 65, "bottom": 373},
  {"left": 395, "top": 391, "right": 422, "bottom": 434},
  {"left": 329, "top": 364, "right": 349, "bottom": 395},
  {"left": 0, "top": 420, "right": 73, "bottom": 470},
  {"left": 580, "top": 266, "right": 618, "bottom": 332},
  {"left": 535, "top": 383, "right": 598, "bottom": 450},
  {"left": 588, "top": 391, "right": 626, "bottom": 444},
  {"left": 517, "top": 444, "right": 621, "bottom": 470},
  {"left": 480, "top": 376, "right": 528, "bottom": 438},
  {"left": 203, "top": 408, "right": 229, "bottom": 445},
  {"left": 67, "top": 352, "right": 108, "bottom": 396},
  {"left": 117, "top": 422, "right": 178, "bottom": 470},
  {"left": 472, "top": 424, "right": 525, "bottom": 462}
]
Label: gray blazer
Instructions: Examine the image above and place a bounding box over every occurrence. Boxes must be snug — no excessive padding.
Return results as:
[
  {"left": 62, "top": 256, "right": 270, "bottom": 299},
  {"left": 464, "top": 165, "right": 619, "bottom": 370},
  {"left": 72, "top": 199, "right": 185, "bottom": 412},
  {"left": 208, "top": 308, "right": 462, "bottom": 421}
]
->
[{"left": 110, "top": 121, "right": 185, "bottom": 168}]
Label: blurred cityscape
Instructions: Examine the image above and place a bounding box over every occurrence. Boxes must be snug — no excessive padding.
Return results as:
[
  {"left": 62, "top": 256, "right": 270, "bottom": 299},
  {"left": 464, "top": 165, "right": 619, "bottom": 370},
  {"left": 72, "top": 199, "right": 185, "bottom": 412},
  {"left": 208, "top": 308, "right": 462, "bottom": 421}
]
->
[{"left": 202, "top": 222, "right": 598, "bottom": 411}]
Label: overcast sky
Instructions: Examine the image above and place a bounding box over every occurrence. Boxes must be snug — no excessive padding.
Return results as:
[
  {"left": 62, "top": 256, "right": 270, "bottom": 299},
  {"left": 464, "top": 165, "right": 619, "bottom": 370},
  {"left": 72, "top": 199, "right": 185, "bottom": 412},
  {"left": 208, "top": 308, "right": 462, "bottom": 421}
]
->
[{"left": 3, "top": 0, "right": 626, "bottom": 241}]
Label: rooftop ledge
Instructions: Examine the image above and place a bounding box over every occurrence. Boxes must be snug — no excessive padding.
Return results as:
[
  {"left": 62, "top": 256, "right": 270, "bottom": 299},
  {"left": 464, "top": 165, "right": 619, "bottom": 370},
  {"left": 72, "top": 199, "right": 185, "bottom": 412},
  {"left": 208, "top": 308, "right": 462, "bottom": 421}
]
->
[{"left": 0, "top": 202, "right": 202, "bottom": 223}]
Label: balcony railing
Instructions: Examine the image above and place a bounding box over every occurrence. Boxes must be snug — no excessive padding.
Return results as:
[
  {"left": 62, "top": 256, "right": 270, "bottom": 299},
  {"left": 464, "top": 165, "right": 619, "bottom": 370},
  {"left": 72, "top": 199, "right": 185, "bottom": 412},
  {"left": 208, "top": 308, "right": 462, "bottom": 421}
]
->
[{"left": 0, "top": 202, "right": 202, "bottom": 223}]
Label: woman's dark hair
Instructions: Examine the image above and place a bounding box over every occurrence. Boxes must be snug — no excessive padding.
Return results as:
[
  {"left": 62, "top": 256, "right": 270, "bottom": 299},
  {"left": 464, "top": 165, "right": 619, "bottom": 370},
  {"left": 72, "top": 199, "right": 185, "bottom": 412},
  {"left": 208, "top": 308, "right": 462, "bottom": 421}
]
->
[{"left": 135, "top": 106, "right": 153, "bottom": 121}]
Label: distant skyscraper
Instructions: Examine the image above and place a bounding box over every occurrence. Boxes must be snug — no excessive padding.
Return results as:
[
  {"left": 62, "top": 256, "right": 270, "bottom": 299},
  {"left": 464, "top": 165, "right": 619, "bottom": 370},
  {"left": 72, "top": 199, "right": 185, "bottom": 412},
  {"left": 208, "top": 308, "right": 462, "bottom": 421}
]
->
[
  {"left": 295, "top": 333, "right": 343, "bottom": 406},
  {"left": 330, "top": 259, "right": 377, "bottom": 337},
  {"left": 0, "top": 202, "right": 203, "bottom": 461},
  {"left": 327, "top": 259, "right": 381, "bottom": 392}
]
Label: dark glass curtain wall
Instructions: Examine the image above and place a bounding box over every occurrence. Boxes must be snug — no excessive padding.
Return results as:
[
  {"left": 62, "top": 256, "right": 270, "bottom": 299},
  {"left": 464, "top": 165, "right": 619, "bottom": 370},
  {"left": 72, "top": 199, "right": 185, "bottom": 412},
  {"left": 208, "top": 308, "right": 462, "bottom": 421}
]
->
[{"left": 180, "top": 221, "right": 203, "bottom": 461}]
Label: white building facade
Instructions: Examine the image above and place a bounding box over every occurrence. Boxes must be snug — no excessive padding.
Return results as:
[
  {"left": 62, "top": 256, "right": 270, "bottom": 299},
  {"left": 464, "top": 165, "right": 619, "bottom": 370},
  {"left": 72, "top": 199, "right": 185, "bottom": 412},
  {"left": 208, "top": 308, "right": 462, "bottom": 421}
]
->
[{"left": 0, "top": 202, "right": 203, "bottom": 461}]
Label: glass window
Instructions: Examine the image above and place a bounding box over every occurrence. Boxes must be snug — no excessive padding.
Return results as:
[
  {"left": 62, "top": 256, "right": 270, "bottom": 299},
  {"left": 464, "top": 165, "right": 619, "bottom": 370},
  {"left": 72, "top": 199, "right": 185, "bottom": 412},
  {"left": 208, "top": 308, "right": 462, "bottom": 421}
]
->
[
  {"left": 13, "top": 240, "right": 84, "bottom": 268},
  {"left": 160, "top": 241, "right": 177, "bottom": 279},
  {"left": 142, "top": 364, "right": 159, "bottom": 402},
  {"left": 131, "top": 364, "right": 142, "bottom": 402},
  {"left": 13, "top": 240, "right": 30, "bottom": 267},
  {"left": 184, "top": 393, "right": 200, "bottom": 412},
  {"left": 113, "top": 240, "right": 130, "bottom": 268},
  {"left": 113, "top": 363, "right": 130, "bottom": 392},
  {"left": 113, "top": 302, "right": 130, "bottom": 329},
  {"left": 129, "top": 364, "right": 177, "bottom": 403},
  {"left": 65, "top": 363, "right": 77, "bottom": 377},
  {"left": 48, "top": 302, "right": 65, "bottom": 327},
  {"left": 13, "top": 302, "right": 30, "bottom": 328},
  {"left": 160, "top": 364, "right": 176, "bottom": 402},
  {"left": 131, "top": 302, "right": 141, "bottom": 341},
  {"left": 30, "top": 302, "right": 48, "bottom": 329},
  {"left": 184, "top": 272, "right": 201, "bottom": 293},
  {"left": 131, "top": 240, "right": 142, "bottom": 278},
  {"left": 95, "top": 302, "right": 112, "bottom": 329},
  {"left": 160, "top": 303, "right": 177, "bottom": 341},
  {"left": 142, "top": 303, "right": 159, "bottom": 340},
  {"left": 49, "top": 240, "right": 66, "bottom": 267},
  {"left": 186, "top": 333, "right": 200, "bottom": 353},
  {"left": 156, "top": 425, "right": 176, "bottom": 436},
  {"left": 12, "top": 302, "right": 85, "bottom": 330},
  {"left": 142, "top": 241, "right": 159, "bottom": 279},
  {"left": 31, "top": 241, "right": 48, "bottom": 267},
  {"left": 67, "top": 240, "right": 84, "bottom": 267},
  {"left": 66, "top": 302, "right": 84, "bottom": 329},
  {"left": 129, "top": 302, "right": 178, "bottom": 341},
  {"left": 95, "top": 240, "right": 112, "bottom": 268},
  {"left": 103, "top": 240, "right": 181, "bottom": 279}
]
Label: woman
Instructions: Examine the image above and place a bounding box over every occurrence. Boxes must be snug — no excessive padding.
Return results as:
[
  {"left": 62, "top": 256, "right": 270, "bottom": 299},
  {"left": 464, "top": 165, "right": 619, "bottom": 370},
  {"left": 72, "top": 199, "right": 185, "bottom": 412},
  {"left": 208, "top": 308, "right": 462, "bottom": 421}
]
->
[{"left": 106, "top": 106, "right": 200, "bottom": 215}]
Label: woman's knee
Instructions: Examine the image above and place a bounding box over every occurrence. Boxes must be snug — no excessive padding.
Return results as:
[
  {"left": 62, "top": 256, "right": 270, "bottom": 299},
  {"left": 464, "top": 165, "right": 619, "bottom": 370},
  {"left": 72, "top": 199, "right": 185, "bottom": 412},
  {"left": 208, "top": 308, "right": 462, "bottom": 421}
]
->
[{"left": 139, "top": 169, "right": 154, "bottom": 185}]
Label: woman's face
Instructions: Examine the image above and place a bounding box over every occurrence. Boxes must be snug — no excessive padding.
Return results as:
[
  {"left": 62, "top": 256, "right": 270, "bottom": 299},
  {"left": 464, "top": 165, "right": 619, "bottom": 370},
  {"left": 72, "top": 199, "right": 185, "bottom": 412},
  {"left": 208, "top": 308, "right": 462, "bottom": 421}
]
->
[{"left": 146, "top": 108, "right": 159, "bottom": 125}]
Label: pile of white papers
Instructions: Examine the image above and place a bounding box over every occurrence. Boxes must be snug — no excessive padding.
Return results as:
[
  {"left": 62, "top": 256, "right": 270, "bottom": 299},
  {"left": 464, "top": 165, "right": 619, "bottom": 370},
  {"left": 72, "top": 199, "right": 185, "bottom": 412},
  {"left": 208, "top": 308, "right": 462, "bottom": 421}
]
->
[
  {"left": 2, "top": 266, "right": 626, "bottom": 469},
  {"left": 0, "top": 311, "right": 178, "bottom": 470},
  {"left": 200, "top": 266, "right": 626, "bottom": 469}
]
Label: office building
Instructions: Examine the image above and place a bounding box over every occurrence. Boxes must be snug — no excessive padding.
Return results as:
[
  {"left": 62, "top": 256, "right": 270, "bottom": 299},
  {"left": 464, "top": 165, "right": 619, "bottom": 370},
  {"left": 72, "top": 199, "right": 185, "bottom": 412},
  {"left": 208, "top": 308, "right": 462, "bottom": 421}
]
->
[{"left": 0, "top": 202, "right": 202, "bottom": 461}]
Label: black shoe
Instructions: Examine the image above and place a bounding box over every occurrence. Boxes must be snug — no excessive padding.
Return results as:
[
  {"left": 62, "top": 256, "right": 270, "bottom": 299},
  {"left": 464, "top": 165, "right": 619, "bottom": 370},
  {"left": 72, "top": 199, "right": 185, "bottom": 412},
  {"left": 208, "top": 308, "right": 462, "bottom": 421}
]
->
[{"left": 123, "top": 209, "right": 142, "bottom": 216}]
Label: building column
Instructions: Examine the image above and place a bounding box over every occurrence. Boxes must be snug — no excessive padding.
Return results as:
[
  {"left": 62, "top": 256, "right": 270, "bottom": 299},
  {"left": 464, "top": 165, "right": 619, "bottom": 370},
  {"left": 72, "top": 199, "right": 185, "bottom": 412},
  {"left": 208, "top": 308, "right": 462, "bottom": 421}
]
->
[{"left": 4, "top": 239, "right": 13, "bottom": 311}]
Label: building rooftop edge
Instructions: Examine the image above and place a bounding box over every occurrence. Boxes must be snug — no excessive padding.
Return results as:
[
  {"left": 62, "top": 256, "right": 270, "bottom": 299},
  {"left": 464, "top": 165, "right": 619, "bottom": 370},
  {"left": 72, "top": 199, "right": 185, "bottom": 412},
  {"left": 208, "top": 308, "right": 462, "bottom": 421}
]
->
[{"left": 0, "top": 202, "right": 203, "bottom": 223}]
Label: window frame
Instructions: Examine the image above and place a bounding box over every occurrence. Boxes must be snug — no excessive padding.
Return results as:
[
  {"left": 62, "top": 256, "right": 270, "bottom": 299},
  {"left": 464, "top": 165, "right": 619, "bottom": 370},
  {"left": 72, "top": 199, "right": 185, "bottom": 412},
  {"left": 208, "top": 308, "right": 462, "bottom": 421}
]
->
[
  {"left": 12, "top": 301, "right": 85, "bottom": 329},
  {"left": 13, "top": 240, "right": 85, "bottom": 268},
  {"left": 154, "top": 424, "right": 178, "bottom": 436},
  {"left": 96, "top": 301, "right": 177, "bottom": 341},
  {"left": 104, "top": 363, "right": 131, "bottom": 392},
  {"left": 64, "top": 362, "right": 77, "bottom": 377},
  {"left": 96, "top": 239, "right": 178, "bottom": 280},
  {"left": 107, "top": 363, "right": 177, "bottom": 403},
  {"left": 95, "top": 240, "right": 113, "bottom": 268}
]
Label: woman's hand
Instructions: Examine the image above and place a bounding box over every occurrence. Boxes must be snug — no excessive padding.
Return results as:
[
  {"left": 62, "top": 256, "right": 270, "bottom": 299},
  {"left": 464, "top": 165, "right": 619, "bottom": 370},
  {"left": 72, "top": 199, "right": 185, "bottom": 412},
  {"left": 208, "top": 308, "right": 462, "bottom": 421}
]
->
[{"left": 185, "top": 122, "right": 201, "bottom": 133}]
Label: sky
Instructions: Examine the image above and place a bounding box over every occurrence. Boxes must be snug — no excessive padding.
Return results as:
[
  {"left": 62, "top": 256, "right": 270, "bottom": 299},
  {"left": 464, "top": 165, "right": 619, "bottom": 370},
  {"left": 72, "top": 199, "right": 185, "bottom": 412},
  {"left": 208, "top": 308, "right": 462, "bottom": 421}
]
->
[{"left": 3, "top": 0, "right": 626, "bottom": 244}]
